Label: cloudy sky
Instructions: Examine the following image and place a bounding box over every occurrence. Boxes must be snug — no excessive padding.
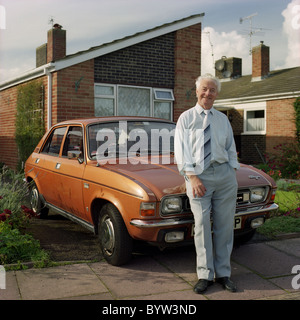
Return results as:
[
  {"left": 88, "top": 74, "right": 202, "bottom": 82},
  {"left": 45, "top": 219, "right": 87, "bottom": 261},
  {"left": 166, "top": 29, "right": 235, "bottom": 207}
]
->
[{"left": 0, "top": 0, "right": 299, "bottom": 83}]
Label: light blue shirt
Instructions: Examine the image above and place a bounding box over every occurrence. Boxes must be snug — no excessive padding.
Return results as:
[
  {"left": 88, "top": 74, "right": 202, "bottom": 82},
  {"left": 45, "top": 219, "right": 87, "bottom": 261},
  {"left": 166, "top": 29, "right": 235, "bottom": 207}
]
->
[{"left": 174, "top": 103, "right": 240, "bottom": 176}]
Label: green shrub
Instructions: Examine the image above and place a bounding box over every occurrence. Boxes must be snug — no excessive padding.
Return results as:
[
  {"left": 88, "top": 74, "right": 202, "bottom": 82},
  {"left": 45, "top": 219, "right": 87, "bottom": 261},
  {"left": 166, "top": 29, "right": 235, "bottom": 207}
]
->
[
  {"left": 263, "top": 143, "right": 300, "bottom": 180},
  {"left": 0, "top": 223, "right": 49, "bottom": 265},
  {"left": 15, "top": 81, "right": 45, "bottom": 170},
  {"left": 0, "top": 166, "right": 49, "bottom": 267}
]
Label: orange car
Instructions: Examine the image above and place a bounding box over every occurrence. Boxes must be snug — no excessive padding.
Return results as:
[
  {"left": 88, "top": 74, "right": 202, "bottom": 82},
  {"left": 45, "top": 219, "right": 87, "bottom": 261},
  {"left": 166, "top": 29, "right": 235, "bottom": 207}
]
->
[{"left": 25, "top": 117, "right": 278, "bottom": 265}]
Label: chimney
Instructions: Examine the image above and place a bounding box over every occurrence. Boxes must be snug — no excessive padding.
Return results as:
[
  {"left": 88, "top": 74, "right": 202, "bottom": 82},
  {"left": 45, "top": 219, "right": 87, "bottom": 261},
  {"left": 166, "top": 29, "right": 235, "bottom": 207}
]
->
[
  {"left": 36, "top": 43, "right": 47, "bottom": 68},
  {"left": 36, "top": 23, "right": 66, "bottom": 67},
  {"left": 47, "top": 23, "right": 66, "bottom": 63},
  {"left": 252, "top": 41, "right": 269, "bottom": 81}
]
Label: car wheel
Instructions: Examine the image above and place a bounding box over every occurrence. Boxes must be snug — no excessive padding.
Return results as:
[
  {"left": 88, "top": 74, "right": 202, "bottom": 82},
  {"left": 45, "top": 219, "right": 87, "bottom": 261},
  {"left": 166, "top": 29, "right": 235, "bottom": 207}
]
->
[
  {"left": 98, "top": 203, "right": 133, "bottom": 266},
  {"left": 29, "top": 183, "right": 49, "bottom": 219}
]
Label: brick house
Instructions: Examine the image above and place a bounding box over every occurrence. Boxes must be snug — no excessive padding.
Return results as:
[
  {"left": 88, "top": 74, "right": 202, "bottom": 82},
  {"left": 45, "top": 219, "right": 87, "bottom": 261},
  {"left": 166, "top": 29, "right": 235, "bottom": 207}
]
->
[
  {"left": 214, "top": 41, "right": 300, "bottom": 164},
  {"left": 0, "top": 14, "right": 204, "bottom": 169}
]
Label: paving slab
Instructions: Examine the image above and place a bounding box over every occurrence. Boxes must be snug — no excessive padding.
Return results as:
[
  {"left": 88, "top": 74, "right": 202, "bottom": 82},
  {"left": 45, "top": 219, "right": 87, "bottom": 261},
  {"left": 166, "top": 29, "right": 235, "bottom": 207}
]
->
[
  {"left": 16, "top": 263, "right": 108, "bottom": 300},
  {"left": 231, "top": 242, "right": 299, "bottom": 278},
  {"left": 205, "top": 272, "right": 284, "bottom": 300},
  {"left": 89, "top": 256, "right": 191, "bottom": 299},
  {"left": 153, "top": 247, "right": 198, "bottom": 284},
  {"left": 258, "top": 291, "right": 300, "bottom": 300},
  {"left": 266, "top": 238, "right": 300, "bottom": 258},
  {"left": 0, "top": 272, "right": 20, "bottom": 300},
  {"left": 268, "top": 275, "right": 298, "bottom": 293}
]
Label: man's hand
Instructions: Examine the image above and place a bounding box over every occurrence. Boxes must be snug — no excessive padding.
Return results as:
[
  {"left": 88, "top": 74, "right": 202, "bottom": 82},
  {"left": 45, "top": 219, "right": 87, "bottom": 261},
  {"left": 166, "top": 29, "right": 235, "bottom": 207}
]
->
[{"left": 188, "top": 175, "right": 206, "bottom": 198}]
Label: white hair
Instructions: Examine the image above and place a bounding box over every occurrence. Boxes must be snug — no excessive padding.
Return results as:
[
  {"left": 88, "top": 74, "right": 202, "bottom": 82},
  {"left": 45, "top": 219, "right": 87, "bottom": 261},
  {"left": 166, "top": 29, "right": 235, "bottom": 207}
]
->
[{"left": 195, "top": 74, "right": 221, "bottom": 93}]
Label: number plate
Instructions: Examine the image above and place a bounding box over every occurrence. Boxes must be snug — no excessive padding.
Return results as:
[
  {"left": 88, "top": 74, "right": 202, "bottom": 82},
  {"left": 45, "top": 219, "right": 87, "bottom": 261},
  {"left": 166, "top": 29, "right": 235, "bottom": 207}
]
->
[{"left": 191, "top": 217, "right": 242, "bottom": 236}]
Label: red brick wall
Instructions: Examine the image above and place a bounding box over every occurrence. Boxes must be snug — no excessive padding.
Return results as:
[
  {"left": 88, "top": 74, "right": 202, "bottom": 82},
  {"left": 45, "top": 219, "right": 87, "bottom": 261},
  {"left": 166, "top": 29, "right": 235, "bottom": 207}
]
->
[
  {"left": 0, "top": 77, "right": 48, "bottom": 169},
  {"left": 54, "top": 60, "right": 95, "bottom": 123},
  {"left": 173, "top": 24, "right": 201, "bottom": 121},
  {"left": 266, "top": 98, "right": 297, "bottom": 154},
  {"left": 0, "top": 86, "right": 18, "bottom": 168}
]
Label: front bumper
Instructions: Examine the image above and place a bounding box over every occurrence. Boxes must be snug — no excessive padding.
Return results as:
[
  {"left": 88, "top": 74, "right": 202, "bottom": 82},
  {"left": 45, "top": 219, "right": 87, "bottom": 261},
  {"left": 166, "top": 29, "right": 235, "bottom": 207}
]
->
[{"left": 130, "top": 202, "right": 278, "bottom": 228}]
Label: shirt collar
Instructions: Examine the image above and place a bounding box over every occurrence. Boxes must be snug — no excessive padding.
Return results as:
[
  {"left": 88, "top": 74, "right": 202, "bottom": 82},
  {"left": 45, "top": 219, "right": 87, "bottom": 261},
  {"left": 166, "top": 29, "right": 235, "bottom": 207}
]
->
[{"left": 195, "top": 103, "right": 215, "bottom": 115}]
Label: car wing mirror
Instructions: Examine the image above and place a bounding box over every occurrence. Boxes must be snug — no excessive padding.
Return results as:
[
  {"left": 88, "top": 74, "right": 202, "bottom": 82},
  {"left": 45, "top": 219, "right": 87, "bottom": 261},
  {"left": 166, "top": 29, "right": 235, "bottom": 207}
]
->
[{"left": 67, "top": 150, "right": 84, "bottom": 164}]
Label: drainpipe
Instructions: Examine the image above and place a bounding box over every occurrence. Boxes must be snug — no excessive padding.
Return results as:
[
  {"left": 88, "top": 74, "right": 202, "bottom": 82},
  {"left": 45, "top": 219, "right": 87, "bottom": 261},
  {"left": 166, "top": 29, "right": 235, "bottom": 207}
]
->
[{"left": 45, "top": 66, "right": 53, "bottom": 130}]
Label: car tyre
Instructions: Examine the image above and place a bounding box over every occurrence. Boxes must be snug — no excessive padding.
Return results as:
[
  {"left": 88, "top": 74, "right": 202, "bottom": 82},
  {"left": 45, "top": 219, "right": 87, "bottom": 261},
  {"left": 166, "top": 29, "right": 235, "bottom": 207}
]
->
[
  {"left": 29, "top": 182, "right": 49, "bottom": 219},
  {"left": 98, "top": 203, "right": 133, "bottom": 266}
]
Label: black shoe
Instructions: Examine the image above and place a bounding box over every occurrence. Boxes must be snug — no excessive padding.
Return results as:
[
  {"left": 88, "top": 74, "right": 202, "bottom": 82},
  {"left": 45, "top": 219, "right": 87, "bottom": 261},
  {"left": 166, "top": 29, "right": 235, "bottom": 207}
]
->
[
  {"left": 193, "top": 279, "right": 213, "bottom": 294},
  {"left": 215, "top": 277, "right": 237, "bottom": 292}
]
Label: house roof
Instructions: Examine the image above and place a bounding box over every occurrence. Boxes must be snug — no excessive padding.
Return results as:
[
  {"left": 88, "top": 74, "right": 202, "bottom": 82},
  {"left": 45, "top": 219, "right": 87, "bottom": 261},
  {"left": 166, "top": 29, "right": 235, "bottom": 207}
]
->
[
  {"left": 215, "top": 66, "right": 300, "bottom": 106},
  {"left": 0, "top": 13, "right": 204, "bottom": 91},
  {"left": 55, "top": 13, "right": 204, "bottom": 71}
]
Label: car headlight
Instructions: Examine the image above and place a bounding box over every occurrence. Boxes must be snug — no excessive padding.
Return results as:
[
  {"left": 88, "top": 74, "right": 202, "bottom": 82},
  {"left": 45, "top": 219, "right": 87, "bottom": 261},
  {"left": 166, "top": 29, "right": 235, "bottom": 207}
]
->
[
  {"left": 161, "top": 197, "right": 182, "bottom": 214},
  {"left": 250, "top": 187, "right": 266, "bottom": 203}
]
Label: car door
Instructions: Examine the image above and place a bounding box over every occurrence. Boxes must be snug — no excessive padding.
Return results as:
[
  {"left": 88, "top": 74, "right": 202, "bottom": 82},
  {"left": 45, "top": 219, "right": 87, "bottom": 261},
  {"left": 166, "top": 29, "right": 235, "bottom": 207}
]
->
[
  {"left": 36, "top": 126, "right": 68, "bottom": 207},
  {"left": 54, "top": 125, "right": 86, "bottom": 219}
]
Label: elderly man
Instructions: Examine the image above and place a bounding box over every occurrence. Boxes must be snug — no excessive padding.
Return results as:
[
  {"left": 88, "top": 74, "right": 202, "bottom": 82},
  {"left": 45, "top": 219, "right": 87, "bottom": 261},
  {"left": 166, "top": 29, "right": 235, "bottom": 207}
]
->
[{"left": 174, "top": 74, "right": 240, "bottom": 294}]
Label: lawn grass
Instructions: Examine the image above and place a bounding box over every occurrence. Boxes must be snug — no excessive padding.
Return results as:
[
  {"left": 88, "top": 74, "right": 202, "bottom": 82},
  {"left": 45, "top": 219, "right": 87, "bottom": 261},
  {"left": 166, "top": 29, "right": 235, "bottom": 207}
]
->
[
  {"left": 257, "top": 188, "right": 300, "bottom": 238},
  {"left": 257, "top": 216, "right": 300, "bottom": 238},
  {"left": 275, "top": 190, "right": 299, "bottom": 213}
]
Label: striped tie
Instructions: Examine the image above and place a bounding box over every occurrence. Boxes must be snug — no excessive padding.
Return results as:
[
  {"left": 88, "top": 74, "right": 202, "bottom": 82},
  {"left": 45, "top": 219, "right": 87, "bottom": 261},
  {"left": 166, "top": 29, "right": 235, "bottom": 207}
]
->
[{"left": 203, "top": 110, "right": 211, "bottom": 170}]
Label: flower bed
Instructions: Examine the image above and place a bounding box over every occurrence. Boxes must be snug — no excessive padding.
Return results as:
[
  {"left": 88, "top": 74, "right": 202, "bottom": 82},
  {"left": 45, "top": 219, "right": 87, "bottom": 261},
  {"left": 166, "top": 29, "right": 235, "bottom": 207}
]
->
[{"left": 0, "top": 165, "right": 49, "bottom": 267}]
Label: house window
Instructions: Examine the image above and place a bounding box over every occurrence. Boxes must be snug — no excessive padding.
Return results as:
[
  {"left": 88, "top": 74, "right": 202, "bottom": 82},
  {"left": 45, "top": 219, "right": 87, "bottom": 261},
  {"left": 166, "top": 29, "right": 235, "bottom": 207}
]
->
[
  {"left": 118, "top": 86, "right": 151, "bottom": 116},
  {"left": 94, "top": 84, "right": 174, "bottom": 120},
  {"left": 244, "top": 108, "right": 266, "bottom": 134},
  {"left": 153, "top": 89, "right": 174, "bottom": 120},
  {"left": 94, "top": 84, "right": 115, "bottom": 116}
]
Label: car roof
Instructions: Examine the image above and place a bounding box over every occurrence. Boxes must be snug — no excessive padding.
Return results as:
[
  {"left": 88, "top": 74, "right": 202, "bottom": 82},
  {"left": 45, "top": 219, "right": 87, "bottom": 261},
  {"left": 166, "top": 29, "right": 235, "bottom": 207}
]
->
[{"left": 54, "top": 116, "right": 175, "bottom": 127}]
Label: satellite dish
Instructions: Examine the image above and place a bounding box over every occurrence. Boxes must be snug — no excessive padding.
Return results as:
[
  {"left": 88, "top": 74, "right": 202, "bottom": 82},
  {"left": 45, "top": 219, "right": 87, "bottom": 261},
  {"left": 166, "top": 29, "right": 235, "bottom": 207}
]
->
[
  {"left": 215, "top": 59, "right": 225, "bottom": 71},
  {"left": 223, "top": 70, "right": 232, "bottom": 78}
]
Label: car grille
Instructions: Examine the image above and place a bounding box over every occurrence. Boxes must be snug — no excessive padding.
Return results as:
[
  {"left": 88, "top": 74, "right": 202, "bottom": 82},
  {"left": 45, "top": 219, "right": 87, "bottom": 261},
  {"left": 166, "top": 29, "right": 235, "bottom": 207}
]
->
[{"left": 164, "top": 186, "right": 269, "bottom": 216}]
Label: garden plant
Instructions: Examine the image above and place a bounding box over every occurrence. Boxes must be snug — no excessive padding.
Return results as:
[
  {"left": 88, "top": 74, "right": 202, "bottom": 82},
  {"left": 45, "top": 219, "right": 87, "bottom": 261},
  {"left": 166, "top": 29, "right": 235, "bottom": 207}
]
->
[{"left": 0, "top": 165, "right": 49, "bottom": 267}]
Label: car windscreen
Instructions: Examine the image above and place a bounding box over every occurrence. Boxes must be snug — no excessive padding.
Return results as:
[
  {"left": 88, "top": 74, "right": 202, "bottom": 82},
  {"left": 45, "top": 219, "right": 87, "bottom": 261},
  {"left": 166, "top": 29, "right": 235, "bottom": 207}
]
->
[{"left": 88, "top": 120, "right": 175, "bottom": 161}]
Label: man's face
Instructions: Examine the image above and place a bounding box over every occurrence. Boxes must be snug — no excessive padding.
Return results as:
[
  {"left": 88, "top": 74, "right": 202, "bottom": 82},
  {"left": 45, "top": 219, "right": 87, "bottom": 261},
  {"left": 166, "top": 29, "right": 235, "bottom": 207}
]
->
[{"left": 196, "top": 79, "right": 218, "bottom": 110}]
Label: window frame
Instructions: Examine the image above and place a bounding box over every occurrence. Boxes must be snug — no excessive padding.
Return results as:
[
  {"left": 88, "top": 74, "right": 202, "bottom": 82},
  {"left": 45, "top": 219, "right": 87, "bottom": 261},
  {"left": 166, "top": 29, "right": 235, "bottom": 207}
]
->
[
  {"left": 117, "top": 84, "right": 152, "bottom": 117},
  {"left": 94, "top": 84, "right": 116, "bottom": 116},
  {"left": 153, "top": 88, "right": 174, "bottom": 101},
  {"left": 94, "top": 83, "right": 174, "bottom": 121},
  {"left": 241, "top": 102, "right": 266, "bottom": 135},
  {"left": 40, "top": 126, "right": 68, "bottom": 157},
  {"left": 61, "top": 125, "right": 84, "bottom": 161}
]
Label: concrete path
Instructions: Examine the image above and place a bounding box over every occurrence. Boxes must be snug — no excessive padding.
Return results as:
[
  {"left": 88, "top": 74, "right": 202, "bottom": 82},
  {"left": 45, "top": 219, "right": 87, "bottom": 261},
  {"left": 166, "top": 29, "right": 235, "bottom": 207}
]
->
[{"left": 1, "top": 237, "right": 299, "bottom": 301}]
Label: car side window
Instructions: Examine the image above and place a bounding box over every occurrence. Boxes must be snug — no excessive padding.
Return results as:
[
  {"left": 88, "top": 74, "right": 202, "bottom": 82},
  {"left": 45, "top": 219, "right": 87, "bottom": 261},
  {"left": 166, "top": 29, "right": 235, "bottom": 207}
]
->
[
  {"left": 41, "top": 127, "right": 67, "bottom": 156},
  {"left": 62, "top": 126, "right": 83, "bottom": 158}
]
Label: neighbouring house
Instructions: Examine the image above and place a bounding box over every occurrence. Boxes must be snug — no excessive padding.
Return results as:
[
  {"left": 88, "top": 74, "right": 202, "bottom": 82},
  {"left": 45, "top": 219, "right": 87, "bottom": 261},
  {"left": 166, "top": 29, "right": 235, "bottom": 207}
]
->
[
  {"left": 0, "top": 14, "right": 204, "bottom": 169},
  {"left": 213, "top": 41, "right": 300, "bottom": 164}
]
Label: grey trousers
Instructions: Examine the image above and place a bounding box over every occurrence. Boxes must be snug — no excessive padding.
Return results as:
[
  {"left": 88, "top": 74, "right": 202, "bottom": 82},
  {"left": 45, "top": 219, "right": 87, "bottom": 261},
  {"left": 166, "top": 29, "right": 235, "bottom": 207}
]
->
[{"left": 186, "top": 162, "right": 238, "bottom": 280}]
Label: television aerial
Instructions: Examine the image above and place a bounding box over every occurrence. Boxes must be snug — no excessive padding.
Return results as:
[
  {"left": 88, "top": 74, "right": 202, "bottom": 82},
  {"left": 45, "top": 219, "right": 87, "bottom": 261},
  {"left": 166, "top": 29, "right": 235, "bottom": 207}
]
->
[
  {"left": 203, "top": 31, "right": 215, "bottom": 70},
  {"left": 239, "top": 13, "right": 270, "bottom": 55},
  {"left": 48, "top": 16, "right": 55, "bottom": 28}
]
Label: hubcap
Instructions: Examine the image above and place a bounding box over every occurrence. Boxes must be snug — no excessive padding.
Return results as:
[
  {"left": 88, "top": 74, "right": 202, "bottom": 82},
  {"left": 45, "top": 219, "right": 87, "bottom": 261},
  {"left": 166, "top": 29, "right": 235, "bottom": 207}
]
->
[
  {"left": 30, "top": 187, "right": 39, "bottom": 213},
  {"left": 100, "top": 215, "right": 115, "bottom": 256}
]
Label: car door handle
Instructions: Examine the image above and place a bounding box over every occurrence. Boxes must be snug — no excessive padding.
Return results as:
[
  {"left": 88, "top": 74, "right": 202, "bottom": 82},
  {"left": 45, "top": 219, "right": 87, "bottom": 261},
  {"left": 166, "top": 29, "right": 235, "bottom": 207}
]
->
[{"left": 55, "top": 163, "right": 61, "bottom": 170}]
